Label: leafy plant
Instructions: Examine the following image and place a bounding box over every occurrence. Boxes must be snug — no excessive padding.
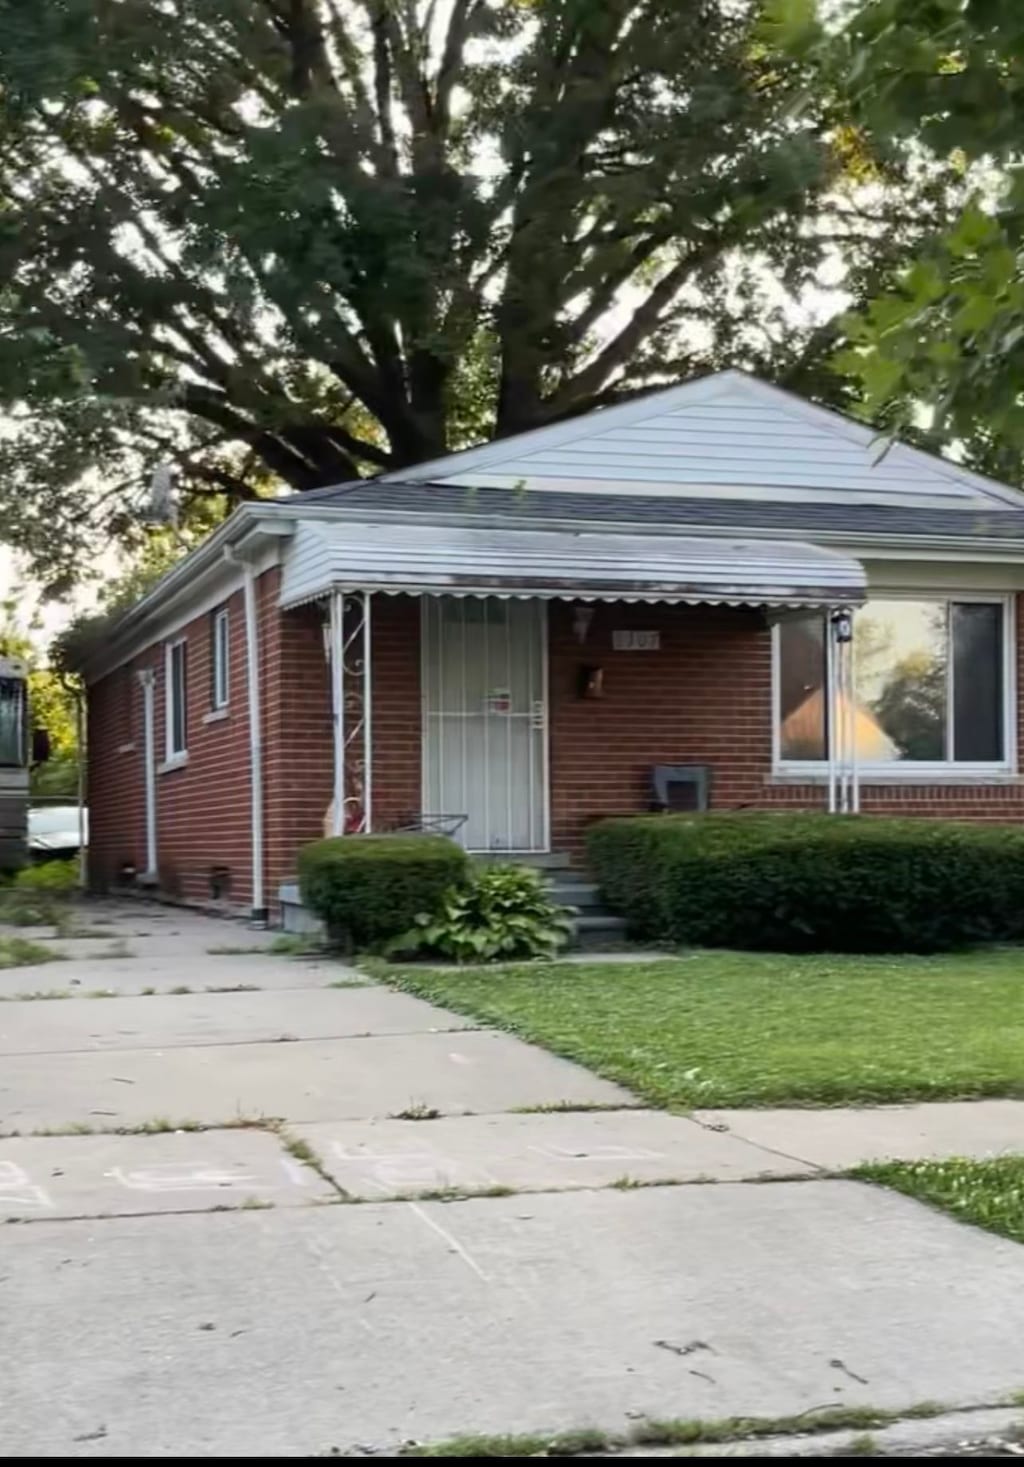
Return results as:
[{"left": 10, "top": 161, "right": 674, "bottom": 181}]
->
[
  {"left": 393, "top": 865, "right": 573, "bottom": 964},
  {"left": 0, "top": 0, "right": 968, "bottom": 590},
  {"left": 0, "top": 936, "right": 62, "bottom": 969},
  {"left": 13, "top": 859, "right": 78, "bottom": 893},
  {"left": 297, "top": 835, "right": 468, "bottom": 951}
]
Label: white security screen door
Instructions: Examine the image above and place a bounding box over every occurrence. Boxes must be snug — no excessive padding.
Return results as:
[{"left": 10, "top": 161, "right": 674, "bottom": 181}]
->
[{"left": 422, "top": 597, "right": 548, "bottom": 851}]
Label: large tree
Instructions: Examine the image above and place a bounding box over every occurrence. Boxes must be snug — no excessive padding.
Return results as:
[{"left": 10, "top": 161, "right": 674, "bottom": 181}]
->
[
  {"left": 0, "top": 0, "right": 963, "bottom": 590},
  {"left": 789, "top": 0, "right": 1024, "bottom": 483}
]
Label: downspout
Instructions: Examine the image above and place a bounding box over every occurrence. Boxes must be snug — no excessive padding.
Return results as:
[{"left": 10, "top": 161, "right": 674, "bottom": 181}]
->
[
  {"left": 226, "top": 549, "right": 266, "bottom": 923},
  {"left": 137, "top": 668, "right": 157, "bottom": 878},
  {"left": 75, "top": 684, "right": 87, "bottom": 891}
]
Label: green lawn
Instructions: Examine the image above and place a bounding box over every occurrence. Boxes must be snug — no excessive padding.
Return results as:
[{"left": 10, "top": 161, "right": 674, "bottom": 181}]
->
[
  {"left": 856, "top": 1157, "right": 1024, "bottom": 1246},
  {"left": 383, "top": 949, "right": 1024, "bottom": 1108}
]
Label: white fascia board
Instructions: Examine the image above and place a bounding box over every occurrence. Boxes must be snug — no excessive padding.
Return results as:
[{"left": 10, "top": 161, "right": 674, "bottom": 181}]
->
[
  {"left": 81, "top": 507, "right": 293, "bottom": 683},
  {"left": 296, "top": 500, "right": 1024, "bottom": 562}
]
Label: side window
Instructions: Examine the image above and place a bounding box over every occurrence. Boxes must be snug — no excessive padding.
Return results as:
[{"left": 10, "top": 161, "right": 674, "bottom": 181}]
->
[
  {"left": 165, "top": 639, "right": 188, "bottom": 758},
  {"left": 211, "top": 607, "right": 230, "bottom": 710}
]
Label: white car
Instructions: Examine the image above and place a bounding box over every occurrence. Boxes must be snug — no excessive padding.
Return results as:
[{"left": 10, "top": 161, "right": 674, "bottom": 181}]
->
[{"left": 28, "top": 805, "right": 88, "bottom": 860}]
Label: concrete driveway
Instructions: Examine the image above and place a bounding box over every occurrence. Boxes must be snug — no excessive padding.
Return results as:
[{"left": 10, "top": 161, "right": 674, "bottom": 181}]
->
[{"left": 2, "top": 901, "right": 1023, "bottom": 1458}]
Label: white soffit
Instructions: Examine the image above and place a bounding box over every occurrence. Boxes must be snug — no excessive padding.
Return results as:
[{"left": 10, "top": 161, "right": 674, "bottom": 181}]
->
[
  {"left": 379, "top": 370, "right": 1024, "bottom": 512},
  {"left": 279, "top": 519, "right": 866, "bottom": 610}
]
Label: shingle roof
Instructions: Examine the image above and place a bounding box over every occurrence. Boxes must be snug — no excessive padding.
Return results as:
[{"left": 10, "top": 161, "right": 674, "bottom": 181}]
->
[{"left": 286, "top": 479, "right": 1024, "bottom": 543}]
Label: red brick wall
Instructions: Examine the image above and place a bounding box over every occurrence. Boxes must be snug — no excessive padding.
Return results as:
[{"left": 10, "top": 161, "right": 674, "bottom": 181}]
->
[
  {"left": 548, "top": 596, "right": 1024, "bottom": 846},
  {"left": 547, "top": 600, "right": 772, "bottom": 847},
  {"left": 262, "top": 590, "right": 331, "bottom": 901},
  {"left": 87, "top": 584, "right": 423, "bottom": 912},
  {"left": 369, "top": 595, "right": 422, "bottom": 832},
  {"left": 88, "top": 589, "right": 1024, "bottom": 911},
  {"left": 87, "top": 583, "right": 253, "bottom": 905},
  {"left": 87, "top": 669, "right": 149, "bottom": 889}
]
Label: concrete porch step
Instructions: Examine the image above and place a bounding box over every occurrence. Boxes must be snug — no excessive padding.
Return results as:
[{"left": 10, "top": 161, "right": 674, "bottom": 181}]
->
[
  {"left": 548, "top": 879, "right": 604, "bottom": 915},
  {"left": 472, "top": 851, "right": 573, "bottom": 871},
  {"left": 572, "top": 913, "right": 630, "bottom": 950}
]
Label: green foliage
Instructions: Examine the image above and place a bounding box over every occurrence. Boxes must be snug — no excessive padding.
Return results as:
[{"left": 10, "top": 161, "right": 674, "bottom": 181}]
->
[
  {"left": 856, "top": 1156, "right": 1024, "bottom": 1247},
  {"left": 297, "top": 835, "right": 467, "bottom": 950},
  {"left": 0, "top": 860, "right": 76, "bottom": 927},
  {"left": 387, "top": 947, "right": 1024, "bottom": 1108},
  {"left": 393, "top": 864, "right": 573, "bottom": 963},
  {"left": 587, "top": 813, "right": 1024, "bottom": 953},
  {"left": 0, "top": 0, "right": 968, "bottom": 586},
  {"left": 13, "top": 858, "right": 78, "bottom": 893},
  {"left": 51, "top": 523, "right": 209, "bottom": 674},
  {"left": 0, "top": 594, "right": 80, "bottom": 795},
  {"left": 794, "top": 0, "right": 1024, "bottom": 482},
  {"left": 0, "top": 935, "right": 62, "bottom": 969}
]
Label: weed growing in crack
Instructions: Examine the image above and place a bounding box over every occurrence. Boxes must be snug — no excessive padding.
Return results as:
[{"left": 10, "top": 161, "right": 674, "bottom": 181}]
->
[{"left": 390, "top": 1103, "right": 442, "bottom": 1121}]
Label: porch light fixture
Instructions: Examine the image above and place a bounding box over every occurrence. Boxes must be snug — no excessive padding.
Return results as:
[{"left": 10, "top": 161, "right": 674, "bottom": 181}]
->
[
  {"left": 578, "top": 665, "right": 605, "bottom": 700},
  {"left": 573, "top": 604, "right": 595, "bottom": 644}
]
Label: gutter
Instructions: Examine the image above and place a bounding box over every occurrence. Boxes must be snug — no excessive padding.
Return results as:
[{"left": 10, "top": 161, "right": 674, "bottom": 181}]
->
[
  {"left": 81, "top": 495, "right": 1024, "bottom": 681},
  {"left": 254, "top": 499, "right": 1024, "bottom": 559}
]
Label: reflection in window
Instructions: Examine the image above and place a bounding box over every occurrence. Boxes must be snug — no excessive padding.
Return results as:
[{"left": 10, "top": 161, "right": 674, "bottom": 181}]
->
[
  {"left": 778, "top": 617, "right": 827, "bottom": 759},
  {"left": 857, "top": 600, "right": 947, "bottom": 761},
  {"left": 777, "top": 599, "right": 1005, "bottom": 765}
]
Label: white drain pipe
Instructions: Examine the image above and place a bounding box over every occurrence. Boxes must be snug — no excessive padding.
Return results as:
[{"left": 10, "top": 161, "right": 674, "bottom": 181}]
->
[
  {"left": 226, "top": 549, "right": 265, "bottom": 921},
  {"left": 137, "top": 668, "right": 157, "bottom": 876}
]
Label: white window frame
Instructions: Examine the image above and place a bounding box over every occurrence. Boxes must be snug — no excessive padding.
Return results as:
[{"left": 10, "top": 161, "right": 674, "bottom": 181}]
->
[
  {"left": 772, "top": 591, "right": 1017, "bottom": 780},
  {"left": 165, "top": 637, "right": 188, "bottom": 761},
  {"left": 212, "top": 607, "right": 230, "bottom": 710}
]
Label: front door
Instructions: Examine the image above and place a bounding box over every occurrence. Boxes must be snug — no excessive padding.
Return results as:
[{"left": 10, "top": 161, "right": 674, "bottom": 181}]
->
[{"left": 422, "top": 597, "right": 548, "bottom": 852}]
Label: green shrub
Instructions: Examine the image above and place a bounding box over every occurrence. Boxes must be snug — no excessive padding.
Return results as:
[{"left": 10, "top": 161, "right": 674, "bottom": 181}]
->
[
  {"left": 587, "top": 813, "right": 1024, "bottom": 953},
  {"left": 297, "top": 835, "right": 468, "bottom": 949},
  {"left": 14, "top": 859, "right": 79, "bottom": 892},
  {"left": 391, "top": 864, "right": 574, "bottom": 963}
]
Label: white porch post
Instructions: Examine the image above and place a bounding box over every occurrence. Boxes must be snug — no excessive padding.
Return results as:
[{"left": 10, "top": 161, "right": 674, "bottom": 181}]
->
[
  {"left": 362, "top": 591, "right": 373, "bottom": 832},
  {"left": 329, "top": 589, "right": 345, "bottom": 837},
  {"left": 328, "top": 589, "right": 373, "bottom": 836},
  {"left": 828, "top": 607, "right": 858, "bottom": 815}
]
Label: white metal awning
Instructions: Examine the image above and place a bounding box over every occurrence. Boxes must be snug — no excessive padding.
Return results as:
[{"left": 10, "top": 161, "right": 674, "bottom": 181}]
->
[{"left": 278, "top": 518, "right": 866, "bottom": 610}]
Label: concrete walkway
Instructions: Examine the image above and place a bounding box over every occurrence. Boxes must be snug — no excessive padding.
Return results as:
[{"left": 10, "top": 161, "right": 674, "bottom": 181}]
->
[{"left": 1, "top": 899, "right": 1022, "bottom": 1457}]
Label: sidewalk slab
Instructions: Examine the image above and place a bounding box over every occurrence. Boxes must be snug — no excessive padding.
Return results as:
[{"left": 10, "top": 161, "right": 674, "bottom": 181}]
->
[
  {"left": 0, "top": 987, "right": 475, "bottom": 1055},
  {"left": 0, "top": 1129, "right": 335, "bottom": 1219},
  {"left": 0, "top": 955, "right": 345, "bottom": 996},
  {"left": 696, "top": 1100, "right": 1024, "bottom": 1170},
  {"left": 5, "top": 1181, "right": 1024, "bottom": 1457},
  {"left": 294, "top": 1109, "right": 810, "bottom": 1198},
  {"left": 0, "top": 1030, "right": 632, "bottom": 1130}
]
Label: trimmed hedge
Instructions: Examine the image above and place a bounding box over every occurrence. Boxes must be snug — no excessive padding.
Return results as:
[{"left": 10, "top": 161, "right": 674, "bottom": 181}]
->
[
  {"left": 587, "top": 813, "right": 1024, "bottom": 953},
  {"left": 297, "top": 835, "right": 468, "bottom": 949}
]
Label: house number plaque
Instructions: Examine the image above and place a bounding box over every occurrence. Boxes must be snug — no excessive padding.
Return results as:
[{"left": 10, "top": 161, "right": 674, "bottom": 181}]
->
[{"left": 612, "top": 630, "right": 660, "bottom": 651}]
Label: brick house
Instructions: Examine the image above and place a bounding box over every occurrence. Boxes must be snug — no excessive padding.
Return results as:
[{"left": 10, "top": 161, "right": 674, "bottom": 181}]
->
[{"left": 82, "top": 370, "right": 1024, "bottom": 920}]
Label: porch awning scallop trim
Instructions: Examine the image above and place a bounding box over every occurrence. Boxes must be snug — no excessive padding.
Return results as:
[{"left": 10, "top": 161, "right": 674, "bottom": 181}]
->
[{"left": 278, "top": 518, "right": 866, "bottom": 611}]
